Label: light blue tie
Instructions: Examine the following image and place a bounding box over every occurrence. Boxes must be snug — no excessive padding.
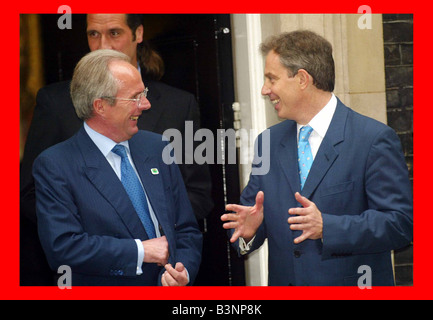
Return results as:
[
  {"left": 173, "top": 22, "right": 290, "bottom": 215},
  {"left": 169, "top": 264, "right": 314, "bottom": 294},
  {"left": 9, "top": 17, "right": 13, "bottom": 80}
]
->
[
  {"left": 112, "top": 144, "right": 156, "bottom": 239},
  {"left": 298, "top": 126, "right": 314, "bottom": 190}
]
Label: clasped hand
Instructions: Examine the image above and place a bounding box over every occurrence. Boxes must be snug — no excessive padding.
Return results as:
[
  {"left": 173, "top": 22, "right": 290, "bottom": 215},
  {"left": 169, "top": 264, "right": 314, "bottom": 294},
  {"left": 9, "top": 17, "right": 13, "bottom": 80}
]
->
[{"left": 141, "top": 236, "right": 188, "bottom": 286}]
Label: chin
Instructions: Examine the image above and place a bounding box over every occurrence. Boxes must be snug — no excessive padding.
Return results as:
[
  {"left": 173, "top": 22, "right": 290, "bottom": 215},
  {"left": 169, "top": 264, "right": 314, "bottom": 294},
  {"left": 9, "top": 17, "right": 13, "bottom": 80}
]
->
[
  {"left": 129, "top": 127, "right": 139, "bottom": 137},
  {"left": 276, "top": 110, "right": 286, "bottom": 119}
]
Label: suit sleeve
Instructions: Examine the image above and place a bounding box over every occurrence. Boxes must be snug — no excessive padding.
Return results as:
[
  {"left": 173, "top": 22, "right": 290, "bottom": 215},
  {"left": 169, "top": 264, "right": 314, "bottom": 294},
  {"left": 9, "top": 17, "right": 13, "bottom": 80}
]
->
[
  {"left": 33, "top": 153, "right": 139, "bottom": 277},
  {"left": 20, "top": 87, "right": 64, "bottom": 224},
  {"left": 236, "top": 133, "right": 267, "bottom": 254},
  {"left": 321, "top": 126, "right": 413, "bottom": 258}
]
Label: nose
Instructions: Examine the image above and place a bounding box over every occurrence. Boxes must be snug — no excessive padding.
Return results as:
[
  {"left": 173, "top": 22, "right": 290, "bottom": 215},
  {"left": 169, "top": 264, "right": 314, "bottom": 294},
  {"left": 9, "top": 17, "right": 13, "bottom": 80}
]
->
[
  {"left": 99, "top": 36, "right": 114, "bottom": 50},
  {"left": 261, "top": 83, "right": 271, "bottom": 96},
  {"left": 139, "top": 97, "right": 151, "bottom": 111}
]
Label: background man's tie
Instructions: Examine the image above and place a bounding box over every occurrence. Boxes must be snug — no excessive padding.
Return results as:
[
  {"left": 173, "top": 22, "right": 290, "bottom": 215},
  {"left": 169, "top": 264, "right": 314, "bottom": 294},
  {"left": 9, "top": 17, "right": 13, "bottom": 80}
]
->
[
  {"left": 298, "top": 126, "right": 314, "bottom": 190},
  {"left": 112, "top": 144, "right": 156, "bottom": 238}
]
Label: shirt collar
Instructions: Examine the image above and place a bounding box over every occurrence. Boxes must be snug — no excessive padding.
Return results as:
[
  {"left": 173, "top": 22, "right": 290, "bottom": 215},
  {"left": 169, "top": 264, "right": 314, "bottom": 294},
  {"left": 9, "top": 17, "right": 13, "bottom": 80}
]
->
[
  {"left": 297, "top": 93, "right": 337, "bottom": 138},
  {"left": 84, "top": 122, "right": 130, "bottom": 157}
]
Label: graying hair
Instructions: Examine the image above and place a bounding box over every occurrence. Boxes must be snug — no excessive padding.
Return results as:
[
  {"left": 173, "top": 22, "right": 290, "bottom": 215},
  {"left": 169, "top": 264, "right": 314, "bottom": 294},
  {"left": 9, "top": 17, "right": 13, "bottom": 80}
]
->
[
  {"left": 260, "top": 30, "right": 335, "bottom": 92},
  {"left": 70, "top": 49, "right": 131, "bottom": 120}
]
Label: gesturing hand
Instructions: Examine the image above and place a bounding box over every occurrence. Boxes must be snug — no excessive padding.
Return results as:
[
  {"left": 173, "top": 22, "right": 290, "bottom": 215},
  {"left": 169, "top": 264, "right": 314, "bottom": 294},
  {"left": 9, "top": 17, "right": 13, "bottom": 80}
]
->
[
  {"left": 288, "top": 192, "right": 323, "bottom": 244},
  {"left": 221, "top": 191, "right": 264, "bottom": 243}
]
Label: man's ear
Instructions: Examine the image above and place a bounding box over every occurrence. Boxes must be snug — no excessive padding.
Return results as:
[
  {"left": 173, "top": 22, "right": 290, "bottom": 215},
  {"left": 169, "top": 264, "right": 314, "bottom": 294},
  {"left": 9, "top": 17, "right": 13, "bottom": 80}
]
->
[
  {"left": 297, "top": 69, "right": 312, "bottom": 89},
  {"left": 135, "top": 25, "right": 144, "bottom": 44},
  {"left": 93, "top": 98, "right": 105, "bottom": 116}
]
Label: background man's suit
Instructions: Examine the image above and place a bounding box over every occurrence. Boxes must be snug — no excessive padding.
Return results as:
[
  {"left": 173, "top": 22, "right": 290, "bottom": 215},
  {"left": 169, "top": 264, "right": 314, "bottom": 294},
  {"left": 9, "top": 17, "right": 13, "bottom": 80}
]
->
[
  {"left": 239, "top": 99, "right": 413, "bottom": 286},
  {"left": 33, "top": 127, "right": 202, "bottom": 286},
  {"left": 20, "top": 78, "right": 212, "bottom": 285}
]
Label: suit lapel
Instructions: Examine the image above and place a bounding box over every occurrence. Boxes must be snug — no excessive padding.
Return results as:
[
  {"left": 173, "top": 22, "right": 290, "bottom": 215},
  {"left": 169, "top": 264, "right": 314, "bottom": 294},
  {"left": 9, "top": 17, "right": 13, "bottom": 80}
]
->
[
  {"left": 129, "top": 137, "right": 176, "bottom": 262},
  {"left": 128, "top": 138, "right": 170, "bottom": 234},
  {"left": 77, "top": 127, "right": 147, "bottom": 239},
  {"left": 301, "top": 100, "right": 348, "bottom": 199},
  {"left": 278, "top": 121, "right": 301, "bottom": 195}
]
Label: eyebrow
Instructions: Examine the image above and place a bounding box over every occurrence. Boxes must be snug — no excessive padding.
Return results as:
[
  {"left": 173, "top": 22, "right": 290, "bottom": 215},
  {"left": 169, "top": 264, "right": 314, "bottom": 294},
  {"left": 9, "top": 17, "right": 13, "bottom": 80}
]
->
[
  {"left": 108, "top": 28, "right": 124, "bottom": 33},
  {"left": 87, "top": 27, "right": 125, "bottom": 34},
  {"left": 130, "top": 89, "right": 147, "bottom": 99},
  {"left": 264, "top": 72, "right": 278, "bottom": 79}
]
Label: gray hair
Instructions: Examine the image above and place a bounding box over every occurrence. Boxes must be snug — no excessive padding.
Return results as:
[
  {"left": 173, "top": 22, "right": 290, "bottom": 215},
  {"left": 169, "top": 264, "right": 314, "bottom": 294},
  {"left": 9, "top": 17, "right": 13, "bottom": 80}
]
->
[
  {"left": 70, "top": 49, "right": 131, "bottom": 120},
  {"left": 260, "top": 30, "right": 335, "bottom": 92}
]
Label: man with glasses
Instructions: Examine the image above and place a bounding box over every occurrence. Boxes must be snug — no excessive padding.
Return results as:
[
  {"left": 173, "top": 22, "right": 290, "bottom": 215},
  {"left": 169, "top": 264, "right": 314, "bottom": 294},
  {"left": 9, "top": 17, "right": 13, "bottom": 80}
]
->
[
  {"left": 33, "top": 49, "right": 202, "bottom": 286},
  {"left": 20, "top": 14, "right": 213, "bottom": 285}
]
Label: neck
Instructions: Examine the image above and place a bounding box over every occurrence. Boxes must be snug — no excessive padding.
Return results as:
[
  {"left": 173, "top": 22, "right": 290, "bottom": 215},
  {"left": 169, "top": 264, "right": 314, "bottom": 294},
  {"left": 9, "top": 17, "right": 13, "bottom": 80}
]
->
[
  {"left": 131, "top": 57, "right": 138, "bottom": 69},
  {"left": 297, "top": 90, "right": 332, "bottom": 125}
]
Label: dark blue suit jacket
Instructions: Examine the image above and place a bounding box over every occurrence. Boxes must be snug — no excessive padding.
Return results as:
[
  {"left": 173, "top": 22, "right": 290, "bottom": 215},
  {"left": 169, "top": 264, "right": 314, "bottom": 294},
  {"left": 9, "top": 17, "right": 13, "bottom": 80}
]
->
[
  {"left": 33, "top": 127, "right": 202, "bottom": 286},
  {"left": 240, "top": 99, "right": 413, "bottom": 286}
]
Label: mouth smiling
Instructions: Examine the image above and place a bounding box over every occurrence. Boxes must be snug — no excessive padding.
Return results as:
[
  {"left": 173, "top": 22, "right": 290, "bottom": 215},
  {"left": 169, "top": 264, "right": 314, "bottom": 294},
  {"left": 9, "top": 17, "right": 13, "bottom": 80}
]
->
[{"left": 130, "top": 116, "right": 139, "bottom": 121}]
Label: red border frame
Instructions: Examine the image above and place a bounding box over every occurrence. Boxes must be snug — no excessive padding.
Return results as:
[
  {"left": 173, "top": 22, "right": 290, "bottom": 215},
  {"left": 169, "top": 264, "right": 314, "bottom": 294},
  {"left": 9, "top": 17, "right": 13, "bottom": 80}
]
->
[{"left": 6, "top": 0, "right": 427, "bottom": 300}]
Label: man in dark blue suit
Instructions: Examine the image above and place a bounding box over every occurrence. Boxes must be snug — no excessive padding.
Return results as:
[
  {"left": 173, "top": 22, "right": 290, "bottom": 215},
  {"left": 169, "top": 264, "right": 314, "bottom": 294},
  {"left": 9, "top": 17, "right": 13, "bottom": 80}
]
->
[
  {"left": 33, "top": 49, "right": 202, "bottom": 286},
  {"left": 20, "top": 14, "right": 212, "bottom": 285},
  {"left": 222, "top": 30, "right": 413, "bottom": 286}
]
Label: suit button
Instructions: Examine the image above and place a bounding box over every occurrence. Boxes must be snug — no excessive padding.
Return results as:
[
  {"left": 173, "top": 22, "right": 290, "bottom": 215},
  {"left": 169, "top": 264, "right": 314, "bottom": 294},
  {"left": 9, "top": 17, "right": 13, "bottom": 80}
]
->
[{"left": 294, "top": 250, "right": 301, "bottom": 258}]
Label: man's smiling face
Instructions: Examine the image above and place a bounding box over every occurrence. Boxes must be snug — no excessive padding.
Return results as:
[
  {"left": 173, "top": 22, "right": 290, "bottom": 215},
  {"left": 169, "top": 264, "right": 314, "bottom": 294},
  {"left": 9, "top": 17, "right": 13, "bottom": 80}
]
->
[{"left": 261, "top": 50, "right": 303, "bottom": 121}]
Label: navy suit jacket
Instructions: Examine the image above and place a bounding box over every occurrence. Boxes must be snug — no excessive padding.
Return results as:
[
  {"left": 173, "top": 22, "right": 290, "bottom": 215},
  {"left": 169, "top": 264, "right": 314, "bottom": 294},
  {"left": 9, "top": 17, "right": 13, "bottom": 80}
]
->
[
  {"left": 239, "top": 99, "right": 413, "bottom": 286},
  {"left": 20, "top": 78, "right": 212, "bottom": 285},
  {"left": 33, "top": 127, "right": 202, "bottom": 286}
]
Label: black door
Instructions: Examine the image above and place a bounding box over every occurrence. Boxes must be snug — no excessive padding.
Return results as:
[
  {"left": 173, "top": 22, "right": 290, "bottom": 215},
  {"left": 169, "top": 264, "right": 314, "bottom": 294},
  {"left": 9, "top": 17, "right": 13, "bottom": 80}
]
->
[{"left": 38, "top": 13, "right": 245, "bottom": 286}]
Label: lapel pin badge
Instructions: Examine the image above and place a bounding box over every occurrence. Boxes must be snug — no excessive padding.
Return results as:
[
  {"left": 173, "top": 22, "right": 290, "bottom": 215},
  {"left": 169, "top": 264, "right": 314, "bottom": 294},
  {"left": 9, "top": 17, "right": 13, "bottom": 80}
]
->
[{"left": 151, "top": 168, "right": 159, "bottom": 175}]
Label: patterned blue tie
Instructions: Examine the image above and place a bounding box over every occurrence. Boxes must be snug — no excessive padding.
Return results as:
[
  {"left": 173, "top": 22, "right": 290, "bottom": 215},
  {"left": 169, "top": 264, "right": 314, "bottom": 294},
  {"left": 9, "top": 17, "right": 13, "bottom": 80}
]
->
[
  {"left": 112, "top": 144, "right": 156, "bottom": 239},
  {"left": 298, "top": 125, "right": 314, "bottom": 190}
]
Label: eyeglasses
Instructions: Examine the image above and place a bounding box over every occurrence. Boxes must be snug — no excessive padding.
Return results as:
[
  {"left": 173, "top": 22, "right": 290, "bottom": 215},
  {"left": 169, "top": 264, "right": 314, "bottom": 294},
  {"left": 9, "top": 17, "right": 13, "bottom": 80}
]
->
[{"left": 102, "top": 87, "right": 149, "bottom": 108}]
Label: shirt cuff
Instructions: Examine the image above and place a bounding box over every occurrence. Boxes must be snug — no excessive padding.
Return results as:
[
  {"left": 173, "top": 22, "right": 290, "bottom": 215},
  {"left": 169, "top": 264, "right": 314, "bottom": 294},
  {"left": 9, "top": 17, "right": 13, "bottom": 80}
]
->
[
  {"left": 135, "top": 239, "right": 144, "bottom": 275},
  {"left": 239, "top": 235, "right": 256, "bottom": 255}
]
